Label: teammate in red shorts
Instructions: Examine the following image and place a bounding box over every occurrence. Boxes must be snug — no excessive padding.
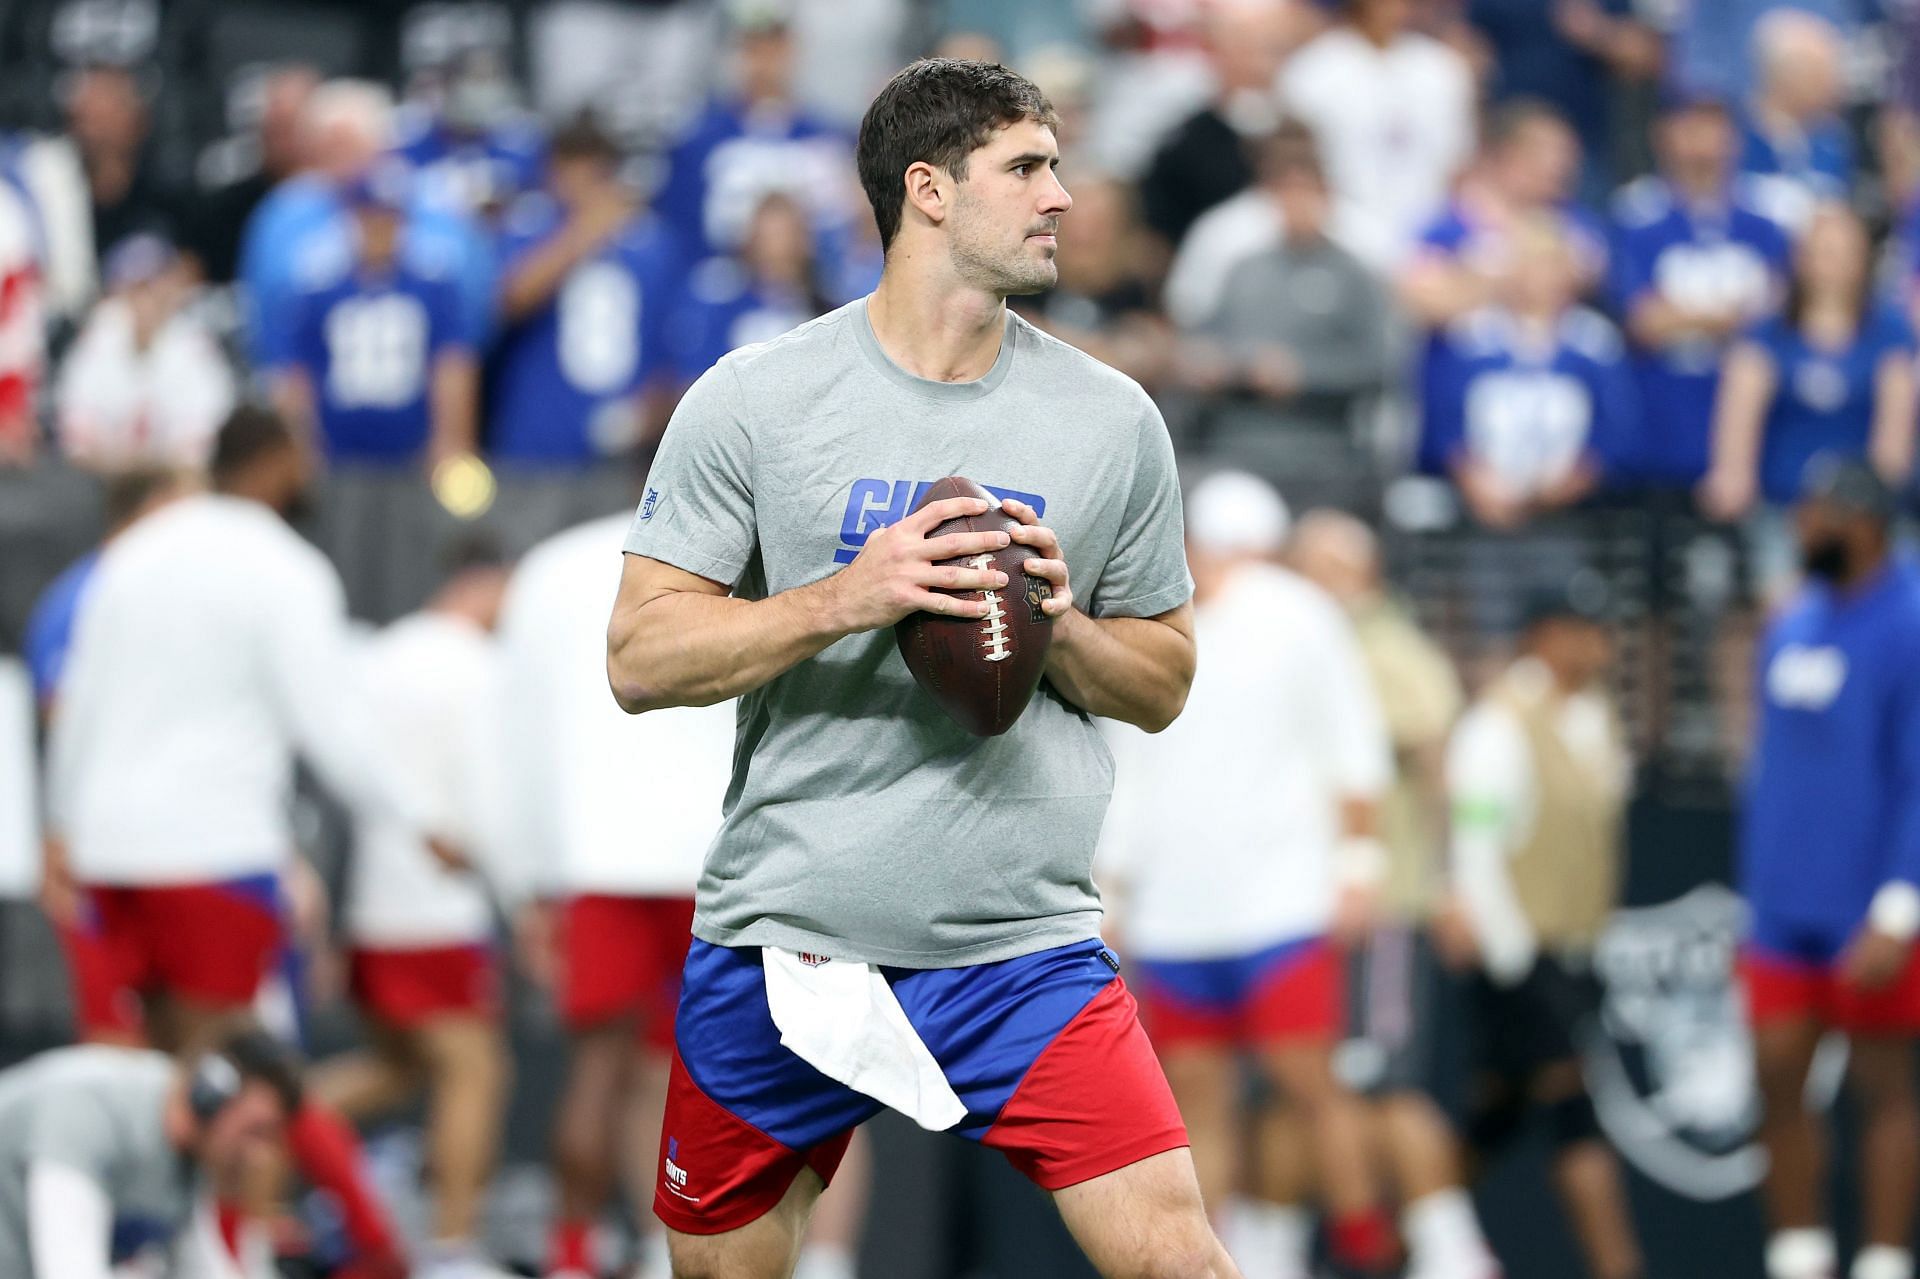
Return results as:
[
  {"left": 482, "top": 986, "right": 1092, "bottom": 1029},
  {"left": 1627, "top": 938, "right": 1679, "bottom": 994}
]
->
[
  {"left": 499, "top": 512, "right": 738, "bottom": 1279},
  {"left": 1740, "top": 462, "right": 1920, "bottom": 1279},
  {"left": 1103, "top": 472, "right": 1398, "bottom": 1279},
  {"left": 313, "top": 542, "right": 516, "bottom": 1279},
  {"left": 610, "top": 58, "right": 1216, "bottom": 1279}
]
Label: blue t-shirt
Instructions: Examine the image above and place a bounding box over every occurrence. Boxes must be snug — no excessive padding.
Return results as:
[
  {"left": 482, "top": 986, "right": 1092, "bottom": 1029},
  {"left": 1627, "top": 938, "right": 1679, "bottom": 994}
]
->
[
  {"left": 671, "top": 257, "right": 821, "bottom": 383},
  {"left": 286, "top": 248, "right": 470, "bottom": 462},
  {"left": 1670, "top": 0, "right": 1876, "bottom": 101},
  {"left": 1469, "top": 0, "right": 1633, "bottom": 191},
  {"left": 392, "top": 106, "right": 547, "bottom": 215},
  {"left": 240, "top": 174, "right": 495, "bottom": 368},
  {"left": 1745, "top": 557, "right": 1920, "bottom": 959},
  {"left": 23, "top": 551, "right": 99, "bottom": 706},
  {"left": 1420, "top": 306, "right": 1637, "bottom": 488},
  {"left": 487, "top": 195, "right": 680, "bottom": 464},
  {"left": 1608, "top": 177, "right": 1790, "bottom": 486},
  {"left": 1738, "top": 110, "right": 1854, "bottom": 232},
  {"left": 1746, "top": 303, "right": 1915, "bottom": 504},
  {"left": 654, "top": 98, "right": 855, "bottom": 267}
]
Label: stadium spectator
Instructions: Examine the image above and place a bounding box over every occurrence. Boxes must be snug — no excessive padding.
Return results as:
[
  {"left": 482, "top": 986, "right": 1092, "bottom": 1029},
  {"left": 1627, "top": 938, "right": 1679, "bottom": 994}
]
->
[
  {"left": 1420, "top": 216, "right": 1636, "bottom": 531},
  {"left": 1444, "top": 578, "right": 1643, "bottom": 1279},
  {"left": 316, "top": 543, "right": 515, "bottom": 1279},
  {"left": 1178, "top": 136, "right": 1392, "bottom": 513},
  {"left": 1291, "top": 509, "right": 1502, "bottom": 1279},
  {"left": 273, "top": 164, "right": 478, "bottom": 470},
  {"left": 1609, "top": 91, "right": 1789, "bottom": 491},
  {"left": 1398, "top": 100, "right": 1604, "bottom": 338},
  {"left": 1670, "top": 0, "right": 1868, "bottom": 110},
  {"left": 55, "top": 234, "right": 236, "bottom": 472},
  {"left": 22, "top": 466, "right": 183, "bottom": 721},
  {"left": 1103, "top": 471, "right": 1398, "bottom": 1279},
  {"left": 0, "top": 1032, "right": 302, "bottom": 1279},
  {"left": 58, "top": 67, "right": 182, "bottom": 276},
  {"left": 1136, "top": 0, "right": 1291, "bottom": 252},
  {"left": 1701, "top": 204, "right": 1915, "bottom": 591},
  {"left": 492, "top": 117, "right": 679, "bottom": 466},
  {"left": 673, "top": 191, "right": 835, "bottom": 384},
  {"left": 1280, "top": 0, "right": 1478, "bottom": 270},
  {"left": 1008, "top": 174, "right": 1168, "bottom": 386},
  {"left": 239, "top": 80, "right": 492, "bottom": 373},
  {"left": 394, "top": 50, "right": 548, "bottom": 223},
  {"left": 494, "top": 512, "right": 735, "bottom": 1279},
  {"left": 0, "top": 172, "right": 44, "bottom": 464},
  {"left": 182, "top": 66, "right": 320, "bottom": 285},
  {"left": 653, "top": 2, "right": 857, "bottom": 269},
  {"left": 1454, "top": 0, "right": 1662, "bottom": 204},
  {"left": 1738, "top": 9, "right": 1854, "bottom": 234},
  {"left": 42, "top": 407, "right": 456, "bottom": 1055},
  {"left": 1739, "top": 458, "right": 1920, "bottom": 1279}
]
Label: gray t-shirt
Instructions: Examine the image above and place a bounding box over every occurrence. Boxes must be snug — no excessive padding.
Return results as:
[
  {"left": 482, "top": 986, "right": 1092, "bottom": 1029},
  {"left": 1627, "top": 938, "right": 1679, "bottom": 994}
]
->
[
  {"left": 625, "top": 298, "right": 1192, "bottom": 966},
  {"left": 0, "top": 1046, "right": 192, "bottom": 1277}
]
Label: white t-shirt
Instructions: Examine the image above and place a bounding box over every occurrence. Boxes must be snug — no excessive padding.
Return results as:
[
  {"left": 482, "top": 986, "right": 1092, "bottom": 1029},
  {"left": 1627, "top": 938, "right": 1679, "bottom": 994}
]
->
[
  {"left": 1280, "top": 26, "right": 1475, "bottom": 270},
  {"left": 56, "top": 299, "right": 236, "bottom": 471},
  {"left": 496, "top": 514, "right": 733, "bottom": 898},
  {"left": 342, "top": 612, "right": 505, "bottom": 948},
  {"left": 48, "top": 495, "right": 423, "bottom": 884},
  {"left": 1101, "top": 564, "right": 1391, "bottom": 958}
]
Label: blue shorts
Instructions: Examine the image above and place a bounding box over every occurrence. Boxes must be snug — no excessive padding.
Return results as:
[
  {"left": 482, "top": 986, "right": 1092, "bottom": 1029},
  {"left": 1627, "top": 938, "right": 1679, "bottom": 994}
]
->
[{"left": 654, "top": 938, "right": 1188, "bottom": 1234}]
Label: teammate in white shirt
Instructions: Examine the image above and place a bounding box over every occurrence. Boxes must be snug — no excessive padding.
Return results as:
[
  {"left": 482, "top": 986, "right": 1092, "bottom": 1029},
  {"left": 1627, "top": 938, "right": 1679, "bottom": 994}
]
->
[
  {"left": 313, "top": 542, "right": 516, "bottom": 1279},
  {"left": 496, "top": 512, "right": 736, "bottom": 1279},
  {"left": 1102, "top": 471, "right": 1397, "bottom": 1279},
  {"left": 45, "top": 407, "right": 452, "bottom": 1057}
]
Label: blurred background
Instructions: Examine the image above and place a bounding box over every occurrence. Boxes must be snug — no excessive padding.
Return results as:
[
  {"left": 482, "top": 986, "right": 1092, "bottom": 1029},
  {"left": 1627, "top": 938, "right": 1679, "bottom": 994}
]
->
[{"left": 0, "top": 0, "right": 1915, "bottom": 1275}]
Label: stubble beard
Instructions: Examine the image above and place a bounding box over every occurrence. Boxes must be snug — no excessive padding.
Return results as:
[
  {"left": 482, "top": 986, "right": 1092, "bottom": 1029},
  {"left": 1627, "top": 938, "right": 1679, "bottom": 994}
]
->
[{"left": 948, "top": 196, "right": 1058, "bottom": 297}]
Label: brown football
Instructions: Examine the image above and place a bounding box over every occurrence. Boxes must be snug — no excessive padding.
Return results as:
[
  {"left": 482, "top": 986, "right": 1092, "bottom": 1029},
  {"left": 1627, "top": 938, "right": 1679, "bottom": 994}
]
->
[{"left": 893, "top": 476, "right": 1055, "bottom": 736}]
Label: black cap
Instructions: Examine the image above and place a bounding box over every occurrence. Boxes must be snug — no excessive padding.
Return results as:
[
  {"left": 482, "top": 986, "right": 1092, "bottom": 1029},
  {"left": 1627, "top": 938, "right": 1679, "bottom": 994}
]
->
[
  {"left": 1800, "top": 453, "right": 1898, "bottom": 522},
  {"left": 1521, "top": 569, "right": 1612, "bottom": 631}
]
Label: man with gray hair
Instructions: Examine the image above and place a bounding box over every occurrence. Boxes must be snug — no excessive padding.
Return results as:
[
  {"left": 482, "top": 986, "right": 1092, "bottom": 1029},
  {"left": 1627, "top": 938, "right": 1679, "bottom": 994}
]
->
[{"left": 1739, "top": 7, "right": 1853, "bottom": 233}]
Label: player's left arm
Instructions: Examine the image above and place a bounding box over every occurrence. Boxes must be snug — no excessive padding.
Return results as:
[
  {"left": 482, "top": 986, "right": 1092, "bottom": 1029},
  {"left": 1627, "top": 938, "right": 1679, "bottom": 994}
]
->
[
  {"left": 1845, "top": 647, "right": 1920, "bottom": 987},
  {"left": 1000, "top": 497, "right": 1195, "bottom": 733},
  {"left": 427, "top": 350, "right": 480, "bottom": 470}
]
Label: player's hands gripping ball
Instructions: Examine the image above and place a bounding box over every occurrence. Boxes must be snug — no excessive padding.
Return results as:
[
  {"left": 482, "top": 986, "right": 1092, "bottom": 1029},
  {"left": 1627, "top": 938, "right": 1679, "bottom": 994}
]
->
[{"left": 892, "top": 477, "right": 1060, "bottom": 736}]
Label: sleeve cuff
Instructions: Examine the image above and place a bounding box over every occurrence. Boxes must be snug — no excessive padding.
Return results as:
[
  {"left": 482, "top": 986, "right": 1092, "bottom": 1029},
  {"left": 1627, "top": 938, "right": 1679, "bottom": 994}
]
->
[{"left": 1871, "top": 881, "right": 1920, "bottom": 942}]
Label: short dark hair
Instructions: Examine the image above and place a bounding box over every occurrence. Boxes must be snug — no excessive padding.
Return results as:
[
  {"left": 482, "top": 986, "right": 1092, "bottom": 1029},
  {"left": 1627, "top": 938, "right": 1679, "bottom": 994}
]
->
[
  {"left": 1258, "top": 119, "right": 1325, "bottom": 185},
  {"left": 209, "top": 405, "right": 296, "bottom": 487},
  {"left": 856, "top": 58, "right": 1059, "bottom": 251},
  {"left": 1484, "top": 97, "right": 1573, "bottom": 154},
  {"left": 100, "top": 466, "right": 174, "bottom": 530},
  {"left": 218, "top": 1028, "right": 304, "bottom": 1114},
  {"left": 548, "top": 112, "right": 621, "bottom": 167}
]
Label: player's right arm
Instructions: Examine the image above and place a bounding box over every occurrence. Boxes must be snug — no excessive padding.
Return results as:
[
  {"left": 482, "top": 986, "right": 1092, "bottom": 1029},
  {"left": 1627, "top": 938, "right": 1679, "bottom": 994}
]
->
[{"left": 608, "top": 499, "right": 1013, "bottom": 714}]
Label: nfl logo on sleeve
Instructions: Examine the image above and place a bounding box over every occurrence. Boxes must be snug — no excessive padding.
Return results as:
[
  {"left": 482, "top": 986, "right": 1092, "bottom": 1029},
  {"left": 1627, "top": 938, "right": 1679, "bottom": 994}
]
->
[{"left": 640, "top": 487, "right": 661, "bottom": 522}]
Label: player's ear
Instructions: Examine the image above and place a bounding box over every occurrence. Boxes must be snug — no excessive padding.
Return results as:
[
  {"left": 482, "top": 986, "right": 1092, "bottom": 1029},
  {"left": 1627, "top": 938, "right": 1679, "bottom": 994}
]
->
[{"left": 902, "top": 160, "right": 949, "bottom": 230}]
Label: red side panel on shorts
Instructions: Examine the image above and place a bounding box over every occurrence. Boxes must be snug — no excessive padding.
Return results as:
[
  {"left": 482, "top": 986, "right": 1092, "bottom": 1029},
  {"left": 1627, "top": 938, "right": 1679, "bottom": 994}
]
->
[
  {"left": 1245, "top": 940, "right": 1346, "bottom": 1043},
  {"left": 982, "top": 977, "right": 1189, "bottom": 1190},
  {"left": 1743, "top": 946, "right": 1920, "bottom": 1034},
  {"left": 653, "top": 1050, "right": 854, "bottom": 1236}
]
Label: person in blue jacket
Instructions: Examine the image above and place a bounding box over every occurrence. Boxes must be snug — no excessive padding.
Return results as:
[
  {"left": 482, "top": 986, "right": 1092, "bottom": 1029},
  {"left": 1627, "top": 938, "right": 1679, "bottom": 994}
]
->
[
  {"left": 1740, "top": 457, "right": 1920, "bottom": 1279},
  {"left": 490, "top": 118, "right": 680, "bottom": 465},
  {"left": 1610, "top": 91, "right": 1789, "bottom": 490}
]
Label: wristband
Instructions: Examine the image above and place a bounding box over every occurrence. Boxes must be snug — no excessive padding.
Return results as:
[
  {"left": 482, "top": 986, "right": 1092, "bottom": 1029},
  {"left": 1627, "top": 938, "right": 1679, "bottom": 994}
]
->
[{"left": 1870, "top": 881, "right": 1920, "bottom": 942}]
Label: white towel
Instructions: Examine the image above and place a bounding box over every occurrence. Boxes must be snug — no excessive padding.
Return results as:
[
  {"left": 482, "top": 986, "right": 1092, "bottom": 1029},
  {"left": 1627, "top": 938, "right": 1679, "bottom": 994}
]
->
[{"left": 762, "top": 948, "right": 969, "bottom": 1132}]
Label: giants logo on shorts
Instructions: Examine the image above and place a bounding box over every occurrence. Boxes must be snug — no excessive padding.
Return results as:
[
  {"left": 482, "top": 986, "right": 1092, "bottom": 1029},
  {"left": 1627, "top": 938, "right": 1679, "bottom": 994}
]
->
[
  {"left": 835, "top": 479, "right": 1047, "bottom": 564},
  {"left": 664, "top": 1136, "right": 697, "bottom": 1202}
]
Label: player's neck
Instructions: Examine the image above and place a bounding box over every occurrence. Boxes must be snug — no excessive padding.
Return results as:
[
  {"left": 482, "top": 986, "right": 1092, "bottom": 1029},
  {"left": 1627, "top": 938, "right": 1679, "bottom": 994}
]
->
[{"left": 866, "top": 266, "right": 1007, "bottom": 384}]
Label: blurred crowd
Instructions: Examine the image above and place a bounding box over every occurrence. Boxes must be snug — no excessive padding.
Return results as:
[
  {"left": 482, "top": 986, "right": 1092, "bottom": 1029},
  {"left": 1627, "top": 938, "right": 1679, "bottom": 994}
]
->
[{"left": 5, "top": 0, "right": 1920, "bottom": 1277}]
